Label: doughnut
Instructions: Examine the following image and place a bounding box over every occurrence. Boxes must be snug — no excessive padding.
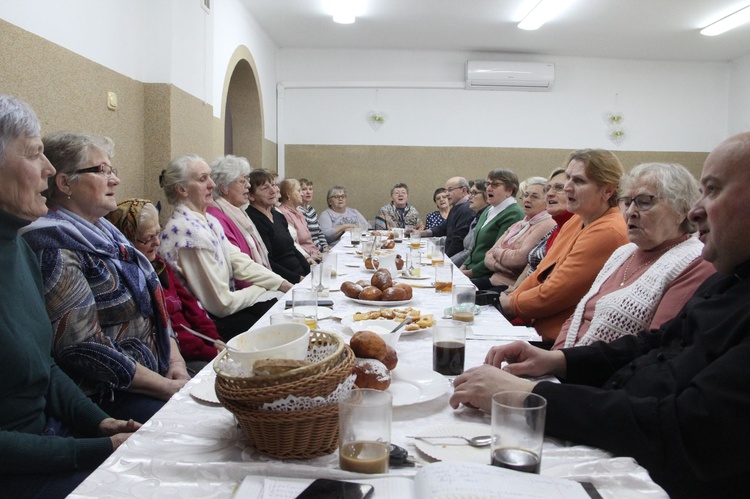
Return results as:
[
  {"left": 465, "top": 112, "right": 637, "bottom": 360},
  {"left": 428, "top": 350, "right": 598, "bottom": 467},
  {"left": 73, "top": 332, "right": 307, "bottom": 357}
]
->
[
  {"left": 340, "top": 281, "right": 364, "bottom": 298},
  {"left": 350, "top": 330, "right": 387, "bottom": 359},
  {"left": 371, "top": 269, "right": 393, "bottom": 291},
  {"left": 353, "top": 358, "right": 391, "bottom": 390},
  {"left": 358, "top": 286, "right": 383, "bottom": 301}
]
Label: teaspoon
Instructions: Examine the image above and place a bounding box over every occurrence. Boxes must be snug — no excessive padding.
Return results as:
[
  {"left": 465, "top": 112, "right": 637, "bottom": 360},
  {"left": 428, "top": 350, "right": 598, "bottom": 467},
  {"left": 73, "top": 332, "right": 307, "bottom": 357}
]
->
[{"left": 407, "top": 435, "right": 492, "bottom": 448}]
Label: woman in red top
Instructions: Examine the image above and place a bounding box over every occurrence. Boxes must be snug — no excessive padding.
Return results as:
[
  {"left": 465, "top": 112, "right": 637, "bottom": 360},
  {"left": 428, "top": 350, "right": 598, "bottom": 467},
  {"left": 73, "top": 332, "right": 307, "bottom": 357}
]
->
[{"left": 107, "top": 199, "right": 221, "bottom": 371}]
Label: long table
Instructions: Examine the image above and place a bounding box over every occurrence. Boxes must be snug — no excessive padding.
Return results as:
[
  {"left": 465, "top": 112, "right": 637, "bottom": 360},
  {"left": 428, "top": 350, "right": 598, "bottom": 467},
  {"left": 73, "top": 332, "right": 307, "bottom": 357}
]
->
[{"left": 70, "top": 233, "right": 667, "bottom": 498}]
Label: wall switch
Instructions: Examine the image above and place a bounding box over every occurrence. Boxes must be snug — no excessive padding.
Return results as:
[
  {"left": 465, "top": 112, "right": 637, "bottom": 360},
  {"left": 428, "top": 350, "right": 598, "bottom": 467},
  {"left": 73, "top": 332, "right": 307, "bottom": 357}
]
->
[{"left": 107, "top": 91, "right": 118, "bottom": 111}]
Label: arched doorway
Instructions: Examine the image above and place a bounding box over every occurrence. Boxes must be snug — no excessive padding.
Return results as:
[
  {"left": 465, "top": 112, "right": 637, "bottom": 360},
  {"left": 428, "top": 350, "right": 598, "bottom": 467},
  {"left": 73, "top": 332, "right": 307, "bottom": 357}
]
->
[{"left": 222, "top": 47, "right": 264, "bottom": 169}]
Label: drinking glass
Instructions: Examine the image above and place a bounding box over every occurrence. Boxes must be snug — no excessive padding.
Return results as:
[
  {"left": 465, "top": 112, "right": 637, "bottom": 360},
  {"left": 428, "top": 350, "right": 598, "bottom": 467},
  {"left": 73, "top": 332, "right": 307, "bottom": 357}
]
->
[
  {"left": 434, "top": 262, "right": 453, "bottom": 293},
  {"left": 292, "top": 288, "right": 318, "bottom": 330},
  {"left": 452, "top": 284, "right": 476, "bottom": 324},
  {"left": 310, "top": 263, "right": 331, "bottom": 297},
  {"left": 339, "top": 388, "right": 392, "bottom": 474},
  {"left": 491, "top": 392, "right": 547, "bottom": 474},
  {"left": 432, "top": 319, "right": 466, "bottom": 376},
  {"left": 431, "top": 239, "right": 445, "bottom": 266},
  {"left": 350, "top": 225, "right": 364, "bottom": 246},
  {"left": 269, "top": 312, "right": 307, "bottom": 325},
  {"left": 409, "top": 231, "right": 421, "bottom": 250}
]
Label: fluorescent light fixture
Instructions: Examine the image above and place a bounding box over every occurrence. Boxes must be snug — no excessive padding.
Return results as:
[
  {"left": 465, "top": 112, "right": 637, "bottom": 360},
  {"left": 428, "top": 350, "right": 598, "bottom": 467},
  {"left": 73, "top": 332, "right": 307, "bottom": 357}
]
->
[
  {"left": 701, "top": 4, "right": 750, "bottom": 36},
  {"left": 326, "top": 0, "right": 362, "bottom": 24},
  {"left": 518, "top": 0, "right": 572, "bottom": 31}
]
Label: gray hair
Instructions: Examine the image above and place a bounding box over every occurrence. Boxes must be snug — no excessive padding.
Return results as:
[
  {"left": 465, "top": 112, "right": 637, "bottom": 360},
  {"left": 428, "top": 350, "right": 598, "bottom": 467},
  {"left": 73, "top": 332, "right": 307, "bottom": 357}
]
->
[
  {"left": 0, "top": 95, "right": 41, "bottom": 166},
  {"left": 525, "top": 176, "right": 548, "bottom": 188},
  {"left": 327, "top": 185, "right": 347, "bottom": 207},
  {"left": 160, "top": 154, "right": 204, "bottom": 205},
  {"left": 210, "top": 154, "right": 251, "bottom": 200},
  {"left": 139, "top": 202, "right": 160, "bottom": 228},
  {"left": 620, "top": 162, "right": 701, "bottom": 233},
  {"left": 43, "top": 132, "right": 115, "bottom": 202}
]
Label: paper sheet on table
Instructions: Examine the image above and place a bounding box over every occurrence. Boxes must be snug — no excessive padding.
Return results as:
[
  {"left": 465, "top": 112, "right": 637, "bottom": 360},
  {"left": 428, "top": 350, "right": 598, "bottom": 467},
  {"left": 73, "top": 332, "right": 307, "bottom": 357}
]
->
[{"left": 468, "top": 324, "right": 541, "bottom": 341}]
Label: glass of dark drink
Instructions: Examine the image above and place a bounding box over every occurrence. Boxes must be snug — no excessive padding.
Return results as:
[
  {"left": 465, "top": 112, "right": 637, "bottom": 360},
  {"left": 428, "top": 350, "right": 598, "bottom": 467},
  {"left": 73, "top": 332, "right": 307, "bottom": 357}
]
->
[
  {"left": 490, "top": 392, "right": 547, "bottom": 474},
  {"left": 432, "top": 320, "right": 466, "bottom": 376},
  {"left": 339, "top": 389, "right": 392, "bottom": 474}
]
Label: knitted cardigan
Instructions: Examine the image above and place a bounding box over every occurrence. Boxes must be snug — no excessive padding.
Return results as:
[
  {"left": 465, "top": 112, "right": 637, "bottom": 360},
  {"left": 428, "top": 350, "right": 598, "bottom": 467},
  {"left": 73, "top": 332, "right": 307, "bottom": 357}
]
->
[{"left": 562, "top": 237, "right": 704, "bottom": 347}]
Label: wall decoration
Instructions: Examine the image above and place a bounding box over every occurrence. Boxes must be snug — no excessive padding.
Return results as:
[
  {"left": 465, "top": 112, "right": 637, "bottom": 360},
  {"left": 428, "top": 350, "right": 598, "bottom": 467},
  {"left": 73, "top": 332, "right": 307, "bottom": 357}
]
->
[
  {"left": 603, "top": 112, "right": 626, "bottom": 146},
  {"left": 367, "top": 111, "right": 388, "bottom": 131}
]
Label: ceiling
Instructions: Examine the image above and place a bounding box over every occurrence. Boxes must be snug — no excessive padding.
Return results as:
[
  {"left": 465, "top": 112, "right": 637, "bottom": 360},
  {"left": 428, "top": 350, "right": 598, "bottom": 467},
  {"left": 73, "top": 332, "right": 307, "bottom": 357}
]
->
[{"left": 240, "top": 0, "right": 750, "bottom": 62}]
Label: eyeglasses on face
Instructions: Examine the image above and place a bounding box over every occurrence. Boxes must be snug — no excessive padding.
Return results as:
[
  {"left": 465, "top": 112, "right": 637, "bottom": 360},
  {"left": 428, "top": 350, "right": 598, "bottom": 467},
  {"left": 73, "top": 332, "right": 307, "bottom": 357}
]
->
[
  {"left": 543, "top": 183, "right": 565, "bottom": 194},
  {"left": 445, "top": 186, "right": 463, "bottom": 193},
  {"left": 135, "top": 231, "right": 160, "bottom": 245},
  {"left": 487, "top": 181, "right": 506, "bottom": 189},
  {"left": 330, "top": 194, "right": 346, "bottom": 200},
  {"left": 76, "top": 163, "right": 118, "bottom": 177},
  {"left": 234, "top": 176, "right": 250, "bottom": 185},
  {"left": 618, "top": 194, "right": 660, "bottom": 211},
  {"left": 522, "top": 192, "right": 543, "bottom": 201}
]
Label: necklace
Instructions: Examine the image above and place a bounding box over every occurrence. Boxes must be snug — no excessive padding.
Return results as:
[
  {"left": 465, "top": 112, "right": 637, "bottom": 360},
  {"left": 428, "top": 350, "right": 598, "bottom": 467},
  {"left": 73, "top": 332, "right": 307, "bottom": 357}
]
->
[{"left": 619, "top": 242, "right": 681, "bottom": 287}]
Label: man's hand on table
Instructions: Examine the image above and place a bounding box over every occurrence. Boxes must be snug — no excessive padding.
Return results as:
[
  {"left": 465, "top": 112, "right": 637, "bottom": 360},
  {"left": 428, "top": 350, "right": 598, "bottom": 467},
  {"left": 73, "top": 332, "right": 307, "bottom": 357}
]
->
[
  {"left": 449, "top": 364, "right": 537, "bottom": 413},
  {"left": 485, "top": 341, "right": 567, "bottom": 378}
]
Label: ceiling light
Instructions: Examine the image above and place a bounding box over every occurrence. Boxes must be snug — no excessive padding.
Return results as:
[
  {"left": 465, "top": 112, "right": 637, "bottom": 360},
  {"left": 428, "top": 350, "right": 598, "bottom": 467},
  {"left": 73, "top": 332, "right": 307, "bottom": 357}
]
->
[
  {"left": 518, "top": 0, "right": 572, "bottom": 31},
  {"left": 327, "top": 0, "right": 360, "bottom": 24},
  {"left": 700, "top": 4, "right": 750, "bottom": 36}
]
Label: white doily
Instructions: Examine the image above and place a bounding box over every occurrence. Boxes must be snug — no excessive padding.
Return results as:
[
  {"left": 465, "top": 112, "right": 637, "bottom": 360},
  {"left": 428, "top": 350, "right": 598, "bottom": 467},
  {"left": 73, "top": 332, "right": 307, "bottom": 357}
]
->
[{"left": 261, "top": 375, "right": 356, "bottom": 411}]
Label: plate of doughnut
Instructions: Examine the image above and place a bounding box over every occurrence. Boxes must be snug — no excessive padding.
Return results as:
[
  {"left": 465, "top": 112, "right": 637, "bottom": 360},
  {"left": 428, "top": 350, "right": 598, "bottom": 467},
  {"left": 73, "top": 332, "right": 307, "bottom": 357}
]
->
[{"left": 347, "top": 297, "right": 412, "bottom": 307}]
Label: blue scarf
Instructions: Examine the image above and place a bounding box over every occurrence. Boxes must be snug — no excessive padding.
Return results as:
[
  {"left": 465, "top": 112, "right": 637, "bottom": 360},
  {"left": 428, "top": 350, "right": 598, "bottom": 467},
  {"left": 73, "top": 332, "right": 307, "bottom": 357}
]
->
[{"left": 20, "top": 206, "right": 172, "bottom": 373}]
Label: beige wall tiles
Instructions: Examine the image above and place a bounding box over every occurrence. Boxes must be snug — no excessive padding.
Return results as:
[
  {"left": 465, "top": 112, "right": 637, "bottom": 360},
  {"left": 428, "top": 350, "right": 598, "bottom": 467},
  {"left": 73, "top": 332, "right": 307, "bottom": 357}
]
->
[{"left": 285, "top": 144, "right": 708, "bottom": 224}]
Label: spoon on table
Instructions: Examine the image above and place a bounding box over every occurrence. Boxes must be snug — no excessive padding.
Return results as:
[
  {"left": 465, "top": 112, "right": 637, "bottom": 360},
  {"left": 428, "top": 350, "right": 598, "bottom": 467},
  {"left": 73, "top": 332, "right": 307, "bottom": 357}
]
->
[
  {"left": 180, "top": 325, "right": 238, "bottom": 352},
  {"left": 407, "top": 435, "right": 492, "bottom": 448},
  {"left": 388, "top": 317, "right": 413, "bottom": 335}
]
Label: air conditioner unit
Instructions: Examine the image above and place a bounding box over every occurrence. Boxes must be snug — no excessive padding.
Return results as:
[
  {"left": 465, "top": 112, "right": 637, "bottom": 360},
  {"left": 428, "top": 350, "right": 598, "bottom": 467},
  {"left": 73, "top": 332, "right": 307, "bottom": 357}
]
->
[{"left": 465, "top": 61, "right": 555, "bottom": 91}]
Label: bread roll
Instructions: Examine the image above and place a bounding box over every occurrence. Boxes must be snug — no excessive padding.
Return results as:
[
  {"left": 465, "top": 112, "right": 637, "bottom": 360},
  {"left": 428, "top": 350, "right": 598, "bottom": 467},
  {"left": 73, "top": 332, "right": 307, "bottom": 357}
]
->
[
  {"left": 371, "top": 269, "right": 393, "bottom": 291},
  {"left": 340, "top": 281, "right": 363, "bottom": 298},
  {"left": 395, "top": 255, "right": 404, "bottom": 270},
  {"left": 381, "top": 239, "right": 395, "bottom": 249},
  {"left": 356, "top": 279, "right": 371, "bottom": 288},
  {"left": 358, "top": 285, "right": 383, "bottom": 301},
  {"left": 252, "top": 359, "right": 311, "bottom": 376},
  {"left": 364, "top": 256, "right": 376, "bottom": 269},
  {"left": 350, "top": 330, "right": 387, "bottom": 359},
  {"left": 353, "top": 358, "right": 391, "bottom": 390},
  {"left": 382, "top": 287, "right": 408, "bottom": 301},
  {"left": 378, "top": 345, "right": 398, "bottom": 370}
]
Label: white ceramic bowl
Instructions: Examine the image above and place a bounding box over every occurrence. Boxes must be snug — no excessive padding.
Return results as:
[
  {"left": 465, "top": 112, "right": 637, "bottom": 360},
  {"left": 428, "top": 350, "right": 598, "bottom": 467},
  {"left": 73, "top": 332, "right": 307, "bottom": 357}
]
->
[
  {"left": 347, "top": 319, "right": 402, "bottom": 348},
  {"left": 226, "top": 323, "right": 310, "bottom": 369}
]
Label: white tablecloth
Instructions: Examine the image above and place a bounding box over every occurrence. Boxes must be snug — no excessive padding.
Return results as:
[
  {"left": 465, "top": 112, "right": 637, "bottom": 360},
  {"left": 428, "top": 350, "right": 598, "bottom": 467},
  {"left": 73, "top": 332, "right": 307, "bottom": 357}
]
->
[{"left": 70, "top": 234, "right": 667, "bottom": 498}]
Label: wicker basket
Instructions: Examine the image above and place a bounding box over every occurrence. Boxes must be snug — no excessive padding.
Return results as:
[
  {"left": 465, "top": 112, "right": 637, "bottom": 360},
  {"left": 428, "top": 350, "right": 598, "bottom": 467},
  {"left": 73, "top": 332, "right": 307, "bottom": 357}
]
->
[
  {"left": 214, "top": 330, "right": 345, "bottom": 390},
  {"left": 214, "top": 332, "right": 355, "bottom": 459}
]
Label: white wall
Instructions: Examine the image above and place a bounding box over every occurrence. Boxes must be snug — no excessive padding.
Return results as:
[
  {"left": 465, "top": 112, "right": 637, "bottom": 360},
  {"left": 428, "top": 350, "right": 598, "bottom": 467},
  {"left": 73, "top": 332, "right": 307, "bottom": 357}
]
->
[
  {"left": 279, "top": 49, "right": 730, "bottom": 152},
  {"left": 212, "top": 0, "right": 279, "bottom": 133},
  {"left": 729, "top": 53, "right": 750, "bottom": 135},
  {"left": 0, "top": 0, "right": 212, "bottom": 99}
]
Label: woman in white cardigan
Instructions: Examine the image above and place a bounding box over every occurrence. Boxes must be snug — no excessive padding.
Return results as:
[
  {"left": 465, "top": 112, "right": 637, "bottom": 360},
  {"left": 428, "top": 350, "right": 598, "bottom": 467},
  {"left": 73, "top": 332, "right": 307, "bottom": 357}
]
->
[
  {"left": 158, "top": 154, "right": 293, "bottom": 340},
  {"left": 551, "top": 162, "right": 715, "bottom": 349}
]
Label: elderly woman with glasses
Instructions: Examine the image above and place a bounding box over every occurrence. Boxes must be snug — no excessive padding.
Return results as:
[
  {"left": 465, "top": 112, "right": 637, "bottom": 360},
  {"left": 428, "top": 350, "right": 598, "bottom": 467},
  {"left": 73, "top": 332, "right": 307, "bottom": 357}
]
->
[
  {"left": 479, "top": 176, "right": 557, "bottom": 290},
  {"left": 459, "top": 169, "right": 525, "bottom": 279},
  {"left": 20, "top": 132, "right": 189, "bottom": 424},
  {"left": 206, "top": 155, "right": 272, "bottom": 290},
  {"left": 426, "top": 187, "right": 451, "bottom": 230},
  {"left": 319, "top": 185, "right": 369, "bottom": 244},
  {"left": 498, "top": 149, "right": 630, "bottom": 343},
  {"left": 106, "top": 199, "right": 223, "bottom": 371},
  {"left": 451, "top": 180, "right": 489, "bottom": 265},
  {"left": 547, "top": 162, "right": 715, "bottom": 349},
  {"left": 159, "top": 156, "right": 293, "bottom": 341}
]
